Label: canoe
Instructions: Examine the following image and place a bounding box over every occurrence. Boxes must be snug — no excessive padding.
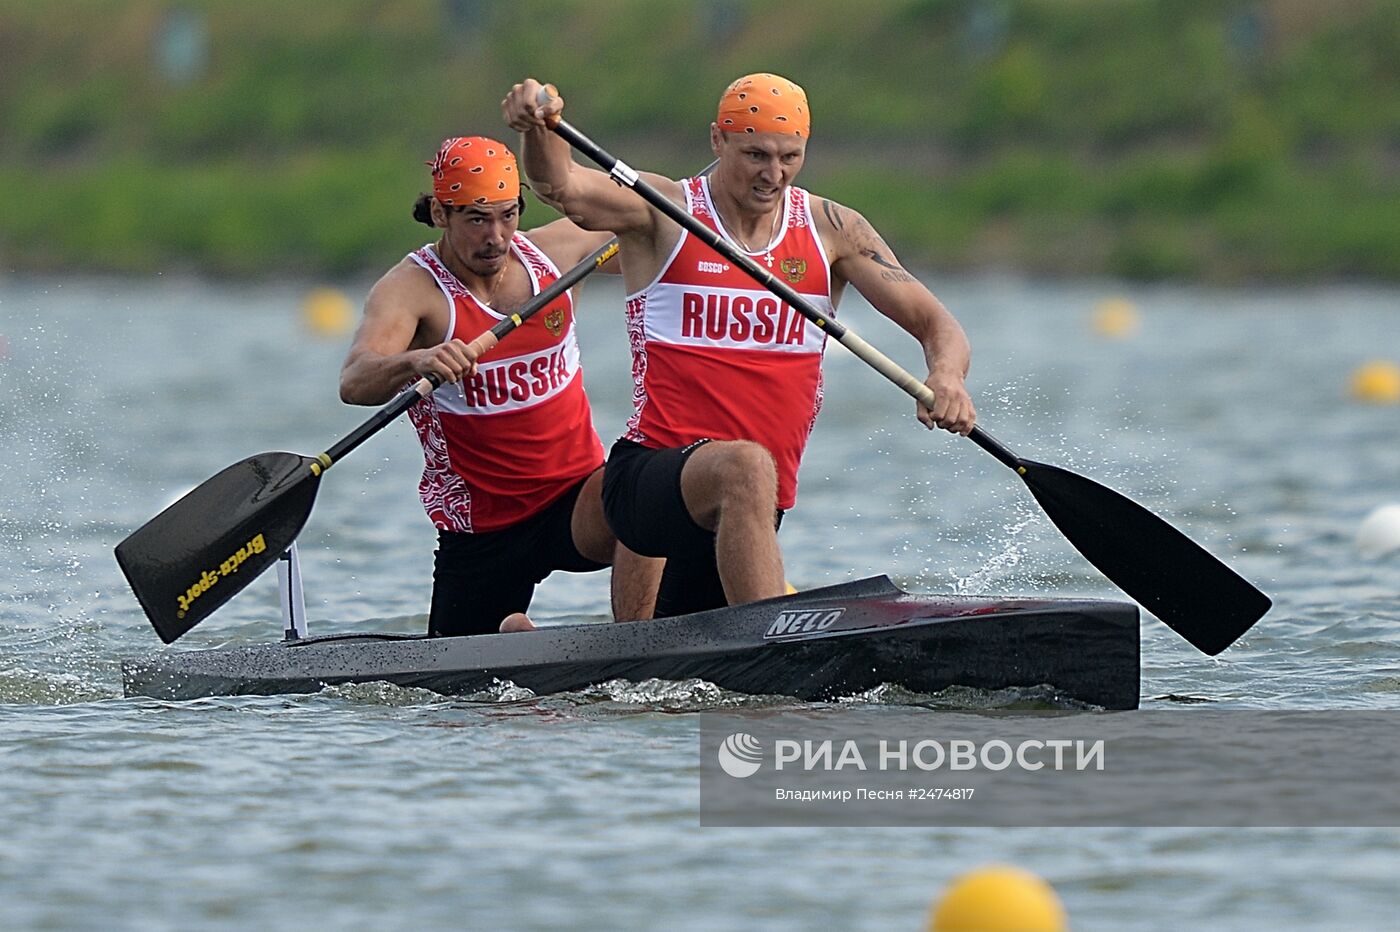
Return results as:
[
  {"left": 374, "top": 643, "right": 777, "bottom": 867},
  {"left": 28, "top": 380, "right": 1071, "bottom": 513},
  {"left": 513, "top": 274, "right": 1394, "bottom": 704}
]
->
[{"left": 121, "top": 576, "right": 1140, "bottom": 709}]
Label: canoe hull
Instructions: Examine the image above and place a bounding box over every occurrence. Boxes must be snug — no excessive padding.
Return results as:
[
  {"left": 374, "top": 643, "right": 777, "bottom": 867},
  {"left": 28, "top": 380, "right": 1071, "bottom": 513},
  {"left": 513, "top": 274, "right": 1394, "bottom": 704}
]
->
[{"left": 122, "top": 577, "right": 1140, "bottom": 709}]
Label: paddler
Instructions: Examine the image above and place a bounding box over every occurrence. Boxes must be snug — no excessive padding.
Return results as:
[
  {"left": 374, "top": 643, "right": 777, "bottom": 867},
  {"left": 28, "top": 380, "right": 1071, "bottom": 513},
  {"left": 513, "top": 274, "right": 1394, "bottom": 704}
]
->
[
  {"left": 502, "top": 74, "right": 976, "bottom": 617},
  {"left": 339, "top": 136, "right": 662, "bottom": 636}
]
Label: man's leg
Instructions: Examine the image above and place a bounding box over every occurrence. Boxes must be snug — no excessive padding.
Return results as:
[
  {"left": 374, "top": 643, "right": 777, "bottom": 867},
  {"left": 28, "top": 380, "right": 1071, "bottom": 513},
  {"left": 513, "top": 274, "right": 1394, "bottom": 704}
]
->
[
  {"left": 678, "top": 440, "right": 786, "bottom": 605},
  {"left": 567, "top": 466, "right": 665, "bottom": 622},
  {"left": 430, "top": 530, "right": 536, "bottom": 637},
  {"left": 609, "top": 544, "right": 665, "bottom": 621},
  {"left": 567, "top": 468, "right": 615, "bottom": 564},
  {"left": 651, "top": 554, "right": 726, "bottom": 618}
]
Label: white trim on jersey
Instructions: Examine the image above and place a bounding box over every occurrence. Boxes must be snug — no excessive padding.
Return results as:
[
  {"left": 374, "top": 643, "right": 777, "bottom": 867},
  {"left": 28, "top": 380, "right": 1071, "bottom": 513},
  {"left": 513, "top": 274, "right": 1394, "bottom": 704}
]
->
[
  {"left": 408, "top": 245, "right": 460, "bottom": 342},
  {"left": 802, "top": 193, "right": 836, "bottom": 305}
]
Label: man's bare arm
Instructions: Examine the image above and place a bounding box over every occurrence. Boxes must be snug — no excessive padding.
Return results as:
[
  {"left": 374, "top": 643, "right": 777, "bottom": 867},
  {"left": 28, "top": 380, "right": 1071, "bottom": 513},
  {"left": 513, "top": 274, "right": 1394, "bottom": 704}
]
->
[
  {"left": 502, "top": 79, "right": 681, "bottom": 238},
  {"left": 819, "top": 198, "right": 976, "bottom": 435},
  {"left": 339, "top": 264, "right": 473, "bottom": 405}
]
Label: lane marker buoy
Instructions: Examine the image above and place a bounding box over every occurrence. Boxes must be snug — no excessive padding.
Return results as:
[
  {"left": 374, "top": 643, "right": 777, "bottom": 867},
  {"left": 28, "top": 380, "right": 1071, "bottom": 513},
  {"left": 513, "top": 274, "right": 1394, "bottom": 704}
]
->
[
  {"left": 1091, "top": 296, "right": 1140, "bottom": 339},
  {"left": 1349, "top": 360, "right": 1400, "bottom": 404},
  {"left": 302, "top": 287, "right": 355, "bottom": 337},
  {"left": 928, "top": 864, "right": 1067, "bottom": 932}
]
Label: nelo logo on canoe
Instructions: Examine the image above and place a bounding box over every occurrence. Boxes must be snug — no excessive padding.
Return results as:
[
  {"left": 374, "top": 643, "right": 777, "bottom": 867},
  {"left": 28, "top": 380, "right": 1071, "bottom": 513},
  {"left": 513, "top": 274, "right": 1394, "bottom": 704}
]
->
[{"left": 764, "top": 607, "right": 846, "bottom": 639}]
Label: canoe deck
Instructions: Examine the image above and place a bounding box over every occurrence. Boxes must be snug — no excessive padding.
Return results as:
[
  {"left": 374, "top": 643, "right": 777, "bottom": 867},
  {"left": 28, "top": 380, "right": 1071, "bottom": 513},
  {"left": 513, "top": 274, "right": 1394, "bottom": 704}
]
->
[{"left": 121, "top": 576, "right": 1141, "bottom": 709}]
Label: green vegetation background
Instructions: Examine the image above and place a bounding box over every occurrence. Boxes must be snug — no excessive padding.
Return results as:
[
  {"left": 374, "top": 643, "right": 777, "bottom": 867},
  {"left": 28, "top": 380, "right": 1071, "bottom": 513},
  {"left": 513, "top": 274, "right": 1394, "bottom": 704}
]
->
[{"left": 3, "top": 0, "right": 1397, "bottom": 281}]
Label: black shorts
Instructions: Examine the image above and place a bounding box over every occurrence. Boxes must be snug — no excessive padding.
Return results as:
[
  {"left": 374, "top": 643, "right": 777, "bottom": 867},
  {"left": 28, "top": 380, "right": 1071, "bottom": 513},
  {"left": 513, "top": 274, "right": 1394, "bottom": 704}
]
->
[
  {"left": 602, "top": 438, "right": 781, "bottom": 619},
  {"left": 428, "top": 474, "right": 606, "bottom": 637}
]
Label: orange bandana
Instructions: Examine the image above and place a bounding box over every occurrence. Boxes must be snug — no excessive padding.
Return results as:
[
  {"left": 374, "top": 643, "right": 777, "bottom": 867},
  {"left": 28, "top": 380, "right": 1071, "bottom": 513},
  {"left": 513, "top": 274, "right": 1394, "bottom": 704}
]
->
[
  {"left": 427, "top": 136, "right": 520, "bottom": 206},
  {"left": 716, "top": 73, "right": 809, "bottom": 137}
]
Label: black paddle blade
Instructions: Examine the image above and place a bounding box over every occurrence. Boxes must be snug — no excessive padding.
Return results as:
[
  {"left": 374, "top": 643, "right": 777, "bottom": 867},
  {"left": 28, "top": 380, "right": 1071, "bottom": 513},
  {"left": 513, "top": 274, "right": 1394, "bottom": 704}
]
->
[
  {"left": 1017, "top": 459, "right": 1271, "bottom": 655},
  {"left": 115, "top": 452, "right": 321, "bottom": 644}
]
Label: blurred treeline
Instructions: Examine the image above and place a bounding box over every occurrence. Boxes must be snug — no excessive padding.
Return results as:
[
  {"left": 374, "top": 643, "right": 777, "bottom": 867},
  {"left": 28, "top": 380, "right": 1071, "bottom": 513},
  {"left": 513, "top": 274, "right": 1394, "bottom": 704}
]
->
[{"left": 2, "top": 0, "right": 1397, "bottom": 280}]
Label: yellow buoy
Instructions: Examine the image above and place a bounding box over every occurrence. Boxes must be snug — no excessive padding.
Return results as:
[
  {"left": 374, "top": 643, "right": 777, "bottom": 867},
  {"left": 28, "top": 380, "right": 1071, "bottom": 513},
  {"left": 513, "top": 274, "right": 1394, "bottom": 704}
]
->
[
  {"left": 1090, "top": 296, "right": 1140, "bottom": 339},
  {"left": 302, "top": 287, "right": 356, "bottom": 337},
  {"left": 928, "top": 865, "right": 1067, "bottom": 932},
  {"left": 1349, "top": 360, "right": 1400, "bottom": 404}
]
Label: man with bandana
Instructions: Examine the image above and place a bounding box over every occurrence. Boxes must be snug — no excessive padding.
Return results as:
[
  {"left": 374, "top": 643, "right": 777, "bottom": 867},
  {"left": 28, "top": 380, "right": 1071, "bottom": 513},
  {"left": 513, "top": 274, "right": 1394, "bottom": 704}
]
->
[
  {"left": 503, "top": 74, "right": 976, "bottom": 618},
  {"left": 340, "top": 136, "right": 661, "bottom": 636}
]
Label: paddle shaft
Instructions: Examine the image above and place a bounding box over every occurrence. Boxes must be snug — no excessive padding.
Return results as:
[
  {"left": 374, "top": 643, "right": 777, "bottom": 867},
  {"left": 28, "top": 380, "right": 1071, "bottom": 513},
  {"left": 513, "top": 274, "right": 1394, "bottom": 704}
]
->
[{"left": 547, "top": 116, "right": 1027, "bottom": 471}]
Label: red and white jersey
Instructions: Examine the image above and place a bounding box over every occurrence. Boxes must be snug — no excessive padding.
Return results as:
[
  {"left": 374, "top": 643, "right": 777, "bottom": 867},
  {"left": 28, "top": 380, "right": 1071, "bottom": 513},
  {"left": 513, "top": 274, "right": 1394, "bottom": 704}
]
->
[
  {"left": 405, "top": 234, "right": 604, "bottom": 533},
  {"left": 623, "top": 177, "right": 835, "bottom": 509}
]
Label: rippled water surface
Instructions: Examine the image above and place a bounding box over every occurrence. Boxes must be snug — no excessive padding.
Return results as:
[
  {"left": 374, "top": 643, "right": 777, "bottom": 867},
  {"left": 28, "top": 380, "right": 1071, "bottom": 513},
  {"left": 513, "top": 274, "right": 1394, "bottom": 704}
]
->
[{"left": 2, "top": 274, "right": 1397, "bottom": 929}]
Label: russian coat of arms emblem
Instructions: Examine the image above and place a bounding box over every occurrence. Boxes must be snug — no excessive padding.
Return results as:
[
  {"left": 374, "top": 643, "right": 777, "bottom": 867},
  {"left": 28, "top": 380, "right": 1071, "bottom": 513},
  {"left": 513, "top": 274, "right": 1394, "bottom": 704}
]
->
[{"left": 543, "top": 308, "right": 565, "bottom": 336}]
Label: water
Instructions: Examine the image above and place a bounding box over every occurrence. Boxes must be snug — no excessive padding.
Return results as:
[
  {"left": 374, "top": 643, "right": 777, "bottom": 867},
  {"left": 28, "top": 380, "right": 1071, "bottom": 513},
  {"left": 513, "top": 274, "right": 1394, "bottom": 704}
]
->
[{"left": 2, "top": 273, "right": 1398, "bottom": 929}]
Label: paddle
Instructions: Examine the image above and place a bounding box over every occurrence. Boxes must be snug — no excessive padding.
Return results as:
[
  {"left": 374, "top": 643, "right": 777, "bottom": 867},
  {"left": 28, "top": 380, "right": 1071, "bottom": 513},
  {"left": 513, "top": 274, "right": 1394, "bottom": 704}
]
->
[
  {"left": 115, "top": 237, "right": 620, "bottom": 644},
  {"left": 538, "top": 105, "right": 1271, "bottom": 655}
]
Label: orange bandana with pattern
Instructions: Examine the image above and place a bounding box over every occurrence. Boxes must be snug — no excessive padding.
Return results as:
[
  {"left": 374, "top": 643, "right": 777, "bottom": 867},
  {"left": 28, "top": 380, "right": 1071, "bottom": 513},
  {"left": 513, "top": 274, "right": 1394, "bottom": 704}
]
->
[
  {"left": 427, "top": 136, "right": 519, "bottom": 206},
  {"left": 716, "top": 73, "right": 810, "bottom": 137}
]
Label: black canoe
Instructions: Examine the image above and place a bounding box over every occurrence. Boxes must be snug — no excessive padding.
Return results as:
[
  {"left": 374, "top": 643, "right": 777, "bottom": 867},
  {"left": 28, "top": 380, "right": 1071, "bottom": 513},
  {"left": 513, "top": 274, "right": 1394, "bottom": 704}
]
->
[{"left": 121, "top": 576, "right": 1141, "bottom": 709}]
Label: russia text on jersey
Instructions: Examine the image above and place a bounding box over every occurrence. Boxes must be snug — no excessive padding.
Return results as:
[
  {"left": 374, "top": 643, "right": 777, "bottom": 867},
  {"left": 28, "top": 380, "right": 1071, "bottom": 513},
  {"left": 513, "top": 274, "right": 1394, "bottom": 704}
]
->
[
  {"left": 437, "top": 339, "right": 580, "bottom": 414},
  {"left": 643, "top": 289, "right": 824, "bottom": 352}
]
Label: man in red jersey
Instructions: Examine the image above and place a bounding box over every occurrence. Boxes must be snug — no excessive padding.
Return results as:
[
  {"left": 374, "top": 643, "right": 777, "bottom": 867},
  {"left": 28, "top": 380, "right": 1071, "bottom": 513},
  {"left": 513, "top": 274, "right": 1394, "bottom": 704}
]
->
[
  {"left": 340, "top": 136, "right": 660, "bottom": 636},
  {"left": 503, "top": 74, "right": 976, "bottom": 618}
]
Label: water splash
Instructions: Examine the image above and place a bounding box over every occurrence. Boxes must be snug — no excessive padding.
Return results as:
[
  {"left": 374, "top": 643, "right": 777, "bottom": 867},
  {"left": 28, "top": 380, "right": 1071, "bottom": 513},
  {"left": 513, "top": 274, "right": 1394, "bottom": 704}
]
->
[
  {"left": 0, "top": 665, "right": 110, "bottom": 705},
  {"left": 568, "top": 676, "right": 793, "bottom": 712},
  {"left": 465, "top": 678, "right": 538, "bottom": 703},
  {"left": 949, "top": 501, "right": 1040, "bottom": 595},
  {"left": 320, "top": 681, "right": 455, "bottom": 706},
  {"left": 843, "top": 681, "right": 1102, "bottom": 711}
]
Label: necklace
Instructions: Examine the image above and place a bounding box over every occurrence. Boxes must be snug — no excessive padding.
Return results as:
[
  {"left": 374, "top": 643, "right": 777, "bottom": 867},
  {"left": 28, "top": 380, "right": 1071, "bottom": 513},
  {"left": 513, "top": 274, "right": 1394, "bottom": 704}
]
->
[
  {"left": 720, "top": 199, "right": 782, "bottom": 254},
  {"left": 477, "top": 265, "right": 509, "bottom": 307}
]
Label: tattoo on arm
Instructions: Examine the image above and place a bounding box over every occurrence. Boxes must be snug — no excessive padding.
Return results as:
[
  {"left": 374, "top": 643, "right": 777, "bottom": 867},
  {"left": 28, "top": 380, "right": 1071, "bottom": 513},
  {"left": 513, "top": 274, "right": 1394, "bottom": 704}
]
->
[
  {"left": 856, "top": 235, "right": 918, "bottom": 285},
  {"left": 825, "top": 198, "right": 919, "bottom": 284},
  {"left": 821, "top": 198, "right": 846, "bottom": 232},
  {"left": 861, "top": 248, "right": 895, "bottom": 269}
]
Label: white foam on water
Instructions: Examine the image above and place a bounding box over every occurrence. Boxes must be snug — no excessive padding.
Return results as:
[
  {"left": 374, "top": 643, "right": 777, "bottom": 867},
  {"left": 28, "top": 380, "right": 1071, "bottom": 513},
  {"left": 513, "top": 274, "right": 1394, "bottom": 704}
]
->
[
  {"left": 839, "top": 681, "right": 1100, "bottom": 711},
  {"left": 319, "top": 680, "right": 452, "bottom": 706},
  {"left": 0, "top": 666, "right": 109, "bottom": 705}
]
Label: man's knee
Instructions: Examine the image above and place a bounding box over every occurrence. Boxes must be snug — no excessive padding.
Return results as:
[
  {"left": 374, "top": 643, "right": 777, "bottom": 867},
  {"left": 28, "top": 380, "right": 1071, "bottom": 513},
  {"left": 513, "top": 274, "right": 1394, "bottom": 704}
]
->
[
  {"left": 723, "top": 445, "right": 779, "bottom": 511},
  {"left": 683, "top": 441, "right": 778, "bottom": 520}
]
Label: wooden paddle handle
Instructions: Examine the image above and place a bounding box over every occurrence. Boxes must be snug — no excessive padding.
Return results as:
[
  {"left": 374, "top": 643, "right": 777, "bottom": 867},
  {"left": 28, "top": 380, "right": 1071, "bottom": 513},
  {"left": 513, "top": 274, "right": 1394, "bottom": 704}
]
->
[
  {"left": 464, "top": 332, "right": 498, "bottom": 359},
  {"left": 534, "top": 83, "right": 562, "bottom": 128}
]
